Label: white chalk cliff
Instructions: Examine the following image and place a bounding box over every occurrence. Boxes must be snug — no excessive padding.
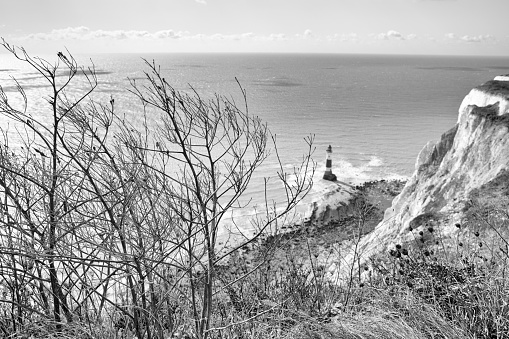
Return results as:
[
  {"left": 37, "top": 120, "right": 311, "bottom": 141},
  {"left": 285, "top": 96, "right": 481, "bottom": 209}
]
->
[{"left": 331, "top": 77, "right": 509, "bottom": 277}]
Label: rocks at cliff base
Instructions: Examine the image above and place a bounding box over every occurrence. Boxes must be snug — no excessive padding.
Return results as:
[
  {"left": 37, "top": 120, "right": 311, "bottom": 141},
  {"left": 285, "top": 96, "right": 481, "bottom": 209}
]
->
[{"left": 323, "top": 172, "right": 337, "bottom": 181}]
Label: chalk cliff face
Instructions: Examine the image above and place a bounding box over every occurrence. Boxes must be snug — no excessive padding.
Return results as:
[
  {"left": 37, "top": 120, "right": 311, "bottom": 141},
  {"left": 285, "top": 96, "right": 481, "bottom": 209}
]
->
[{"left": 333, "top": 77, "right": 509, "bottom": 273}]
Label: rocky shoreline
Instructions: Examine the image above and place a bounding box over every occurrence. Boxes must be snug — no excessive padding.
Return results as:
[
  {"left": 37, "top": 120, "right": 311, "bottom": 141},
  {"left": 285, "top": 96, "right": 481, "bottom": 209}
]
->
[{"left": 226, "top": 179, "right": 406, "bottom": 273}]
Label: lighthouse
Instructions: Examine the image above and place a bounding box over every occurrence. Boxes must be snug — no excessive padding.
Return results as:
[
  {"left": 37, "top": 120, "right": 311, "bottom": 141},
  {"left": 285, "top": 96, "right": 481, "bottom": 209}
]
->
[{"left": 323, "top": 145, "right": 337, "bottom": 181}]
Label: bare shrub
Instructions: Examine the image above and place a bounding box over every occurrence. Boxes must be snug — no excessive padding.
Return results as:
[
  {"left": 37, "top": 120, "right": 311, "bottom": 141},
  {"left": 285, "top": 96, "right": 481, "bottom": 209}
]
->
[{"left": 0, "top": 41, "right": 314, "bottom": 338}]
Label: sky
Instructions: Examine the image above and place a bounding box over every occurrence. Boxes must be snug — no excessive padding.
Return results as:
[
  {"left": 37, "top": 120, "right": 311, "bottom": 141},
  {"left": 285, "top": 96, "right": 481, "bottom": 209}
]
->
[{"left": 1, "top": 0, "right": 508, "bottom": 56}]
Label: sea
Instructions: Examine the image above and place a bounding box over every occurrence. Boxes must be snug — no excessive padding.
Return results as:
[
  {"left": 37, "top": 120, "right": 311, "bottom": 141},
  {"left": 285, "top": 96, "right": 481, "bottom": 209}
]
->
[{"left": 1, "top": 53, "right": 508, "bottom": 234}]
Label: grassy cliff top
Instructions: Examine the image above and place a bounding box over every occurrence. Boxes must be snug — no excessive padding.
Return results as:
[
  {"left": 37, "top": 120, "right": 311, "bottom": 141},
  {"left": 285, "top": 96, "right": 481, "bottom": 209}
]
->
[{"left": 476, "top": 79, "right": 509, "bottom": 97}]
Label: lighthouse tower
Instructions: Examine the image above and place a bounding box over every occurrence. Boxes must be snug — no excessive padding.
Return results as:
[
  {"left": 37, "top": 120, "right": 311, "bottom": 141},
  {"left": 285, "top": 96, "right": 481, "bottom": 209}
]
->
[{"left": 323, "top": 145, "right": 337, "bottom": 181}]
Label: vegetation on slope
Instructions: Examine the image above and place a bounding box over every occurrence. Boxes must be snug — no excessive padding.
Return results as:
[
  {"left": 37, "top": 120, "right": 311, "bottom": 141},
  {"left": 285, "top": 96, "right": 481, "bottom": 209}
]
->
[{"left": 476, "top": 80, "right": 509, "bottom": 97}]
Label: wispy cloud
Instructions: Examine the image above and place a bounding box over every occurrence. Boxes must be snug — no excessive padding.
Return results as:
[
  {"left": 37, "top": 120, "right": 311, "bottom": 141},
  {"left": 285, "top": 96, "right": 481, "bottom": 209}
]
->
[
  {"left": 21, "top": 27, "right": 302, "bottom": 44},
  {"left": 154, "top": 30, "right": 188, "bottom": 39},
  {"left": 387, "top": 30, "right": 404, "bottom": 39},
  {"left": 22, "top": 27, "right": 499, "bottom": 50},
  {"left": 461, "top": 34, "right": 494, "bottom": 43},
  {"left": 268, "top": 33, "right": 287, "bottom": 41},
  {"left": 374, "top": 30, "right": 405, "bottom": 40},
  {"left": 28, "top": 26, "right": 91, "bottom": 40},
  {"left": 445, "top": 33, "right": 495, "bottom": 43},
  {"left": 294, "top": 29, "right": 314, "bottom": 40},
  {"left": 195, "top": 0, "right": 207, "bottom": 4},
  {"left": 24, "top": 27, "right": 189, "bottom": 41},
  {"left": 369, "top": 30, "right": 420, "bottom": 42}
]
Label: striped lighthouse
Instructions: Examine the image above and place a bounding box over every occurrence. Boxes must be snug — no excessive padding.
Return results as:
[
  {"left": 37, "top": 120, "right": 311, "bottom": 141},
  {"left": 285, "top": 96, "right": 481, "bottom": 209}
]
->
[{"left": 323, "top": 145, "right": 337, "bottom": 181}]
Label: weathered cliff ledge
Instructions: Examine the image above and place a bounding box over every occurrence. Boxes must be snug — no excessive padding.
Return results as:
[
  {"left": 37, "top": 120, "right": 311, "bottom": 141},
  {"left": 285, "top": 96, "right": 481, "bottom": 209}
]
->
[{"left": 330, "top": 77, "right": 509, "bottom": 278}]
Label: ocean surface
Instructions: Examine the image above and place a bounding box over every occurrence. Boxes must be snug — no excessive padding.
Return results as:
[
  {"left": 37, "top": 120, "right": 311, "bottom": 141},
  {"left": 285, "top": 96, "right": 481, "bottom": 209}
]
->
[{"left": 1, "top": 53, "right": 509, "bottom": 232}]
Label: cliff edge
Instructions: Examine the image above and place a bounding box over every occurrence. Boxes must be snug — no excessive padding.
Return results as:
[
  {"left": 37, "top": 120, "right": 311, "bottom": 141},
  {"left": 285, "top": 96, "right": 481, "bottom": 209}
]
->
[{"left": 331, "top": 77, "right": 509, "bottom": 278}]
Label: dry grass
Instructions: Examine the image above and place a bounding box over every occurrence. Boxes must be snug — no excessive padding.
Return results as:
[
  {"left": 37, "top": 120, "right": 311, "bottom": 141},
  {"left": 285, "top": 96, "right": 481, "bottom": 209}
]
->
[
  {"left": 4, "top": 180, "right": 509, "bottom": 339},
  {"left": 208, "top": 182, "right": 509, "bottom": 339}
]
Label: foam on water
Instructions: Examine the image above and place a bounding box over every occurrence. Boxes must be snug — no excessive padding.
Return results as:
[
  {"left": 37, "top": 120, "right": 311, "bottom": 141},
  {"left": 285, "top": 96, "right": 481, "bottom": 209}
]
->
[
  {"left": 367, "top": 156, "right": 383, "bottom": 167},
  {"left": 311, "top": 155, "right": 386, "bottom": 187}
]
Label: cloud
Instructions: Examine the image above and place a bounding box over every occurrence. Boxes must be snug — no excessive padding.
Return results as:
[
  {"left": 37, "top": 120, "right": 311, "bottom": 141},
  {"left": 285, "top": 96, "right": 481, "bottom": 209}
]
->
[
  {"left": 371, "top": 30, "right": 419, "bottom": 42},
  {"left": 92, "top": 30, "right": 129, "bottom": 40},
  {"left": 209, "top": 33, "right": 248, "bottom": 41},
  {"left": 24, "top": 27, "right": 190, "bottom": 41},
  {"left": 21, "top": 26, "right": 364, "bottom": 45},
  {"left": 268, "top": 33, "right": 287, "bottom": 41},
  {"left": 461, "top": 35, "right": 481, "bottom": 43},
  {"left": 460, "top": 34, "right": 494, "bottom": 43},
  {"left": 154, "top": 30, "right": 186, "bottom": 39},
  {"left": 375, "top": 30, "right": 405, "bottom": 40},
  {"left": 387, "top": 30, "right": 404, "bottom": 39},
  {"left": 27, "top": 26, "right": 91, "bottom": 40},
  {"left": 126, "top": 30, "right": 151, "bottom": 38},
  {"left": 445, "top": 33, "right": 495, "bottom": 43},
  {"left": 292, "top": 29, "right": 315, "bottom": 40},
  {"left": 195, "top": 0, "right": 207, "bottom": 4}
]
